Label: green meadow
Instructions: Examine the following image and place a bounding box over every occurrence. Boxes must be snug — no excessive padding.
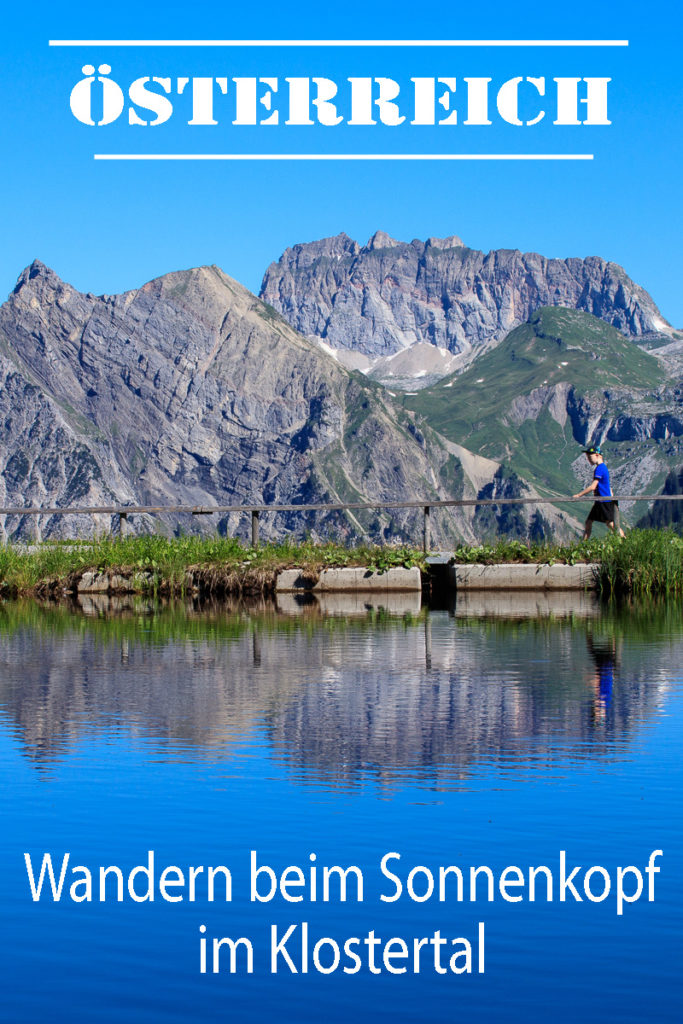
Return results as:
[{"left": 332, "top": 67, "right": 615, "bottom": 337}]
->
[{"left": 0, "top": 529, "right": 680, "bottom": 597}]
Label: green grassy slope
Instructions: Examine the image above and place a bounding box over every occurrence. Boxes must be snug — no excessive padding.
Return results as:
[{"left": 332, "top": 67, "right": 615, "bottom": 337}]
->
[{"left": 405, "top": 307, "right": 665, "bottom": 497}]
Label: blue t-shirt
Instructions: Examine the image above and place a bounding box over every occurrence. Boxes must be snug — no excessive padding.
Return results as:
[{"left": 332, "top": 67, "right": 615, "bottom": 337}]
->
[{"left": 593, "top": 462, "right": 612, "bottom": 497}]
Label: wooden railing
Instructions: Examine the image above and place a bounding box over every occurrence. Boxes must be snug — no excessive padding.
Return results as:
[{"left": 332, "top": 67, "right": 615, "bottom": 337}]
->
[{"left": 1, "top": 494, "right": 681, "bottom": 550}]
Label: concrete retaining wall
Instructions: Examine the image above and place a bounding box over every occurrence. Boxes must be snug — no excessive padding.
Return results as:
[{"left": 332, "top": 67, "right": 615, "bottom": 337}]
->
[
  {"left": 448, "top": 563, "right": 599, "bottom": 590},
  {"left": 276, "top": 564, "right": 597, "bottom": 593},
  {"left": 276, "top": 566, "right": 423, "bottom": 593}
]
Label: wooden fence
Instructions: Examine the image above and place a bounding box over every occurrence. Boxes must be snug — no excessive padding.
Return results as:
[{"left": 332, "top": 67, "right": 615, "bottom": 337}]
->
[{"left": 1, "top": 494, "right": 681, "bottom": 550}]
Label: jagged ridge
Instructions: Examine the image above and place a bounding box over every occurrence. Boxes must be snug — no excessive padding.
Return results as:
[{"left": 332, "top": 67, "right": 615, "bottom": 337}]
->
[{"left": 260, "top": 231, "right": 673, "bottom": 371}]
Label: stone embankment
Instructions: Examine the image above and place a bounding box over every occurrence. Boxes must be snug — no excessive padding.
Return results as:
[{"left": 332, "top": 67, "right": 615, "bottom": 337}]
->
[
  {"left": 77, "top": 570, "right": 155, "bottom": 593},
  {"left": 16, "top": 562, "right": 600, "bottom": 601}
]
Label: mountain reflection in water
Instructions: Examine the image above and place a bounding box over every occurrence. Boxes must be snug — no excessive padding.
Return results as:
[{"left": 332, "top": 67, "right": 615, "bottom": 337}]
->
[{"left": 0, "top": 596, "right": 679, "bottom": 789}]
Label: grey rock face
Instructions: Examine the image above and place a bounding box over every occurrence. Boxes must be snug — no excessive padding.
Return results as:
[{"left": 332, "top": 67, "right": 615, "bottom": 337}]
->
[
  {"left": 260, "top": 232, "right": 672, "bottom": 361},
  {"left": 0, "top": 260, "right": 519, "bottom": 543}
]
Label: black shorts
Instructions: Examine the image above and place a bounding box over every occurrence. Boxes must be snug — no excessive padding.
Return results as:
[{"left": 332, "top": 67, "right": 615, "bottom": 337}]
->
[{"left": 587, "top": 499, "right": 618, "bottom": 525}]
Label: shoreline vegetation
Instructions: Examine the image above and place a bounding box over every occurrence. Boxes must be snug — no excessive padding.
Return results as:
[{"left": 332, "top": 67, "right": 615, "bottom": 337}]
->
[{"left": 0, "top": 530, "right": 681, "bottom": 600}]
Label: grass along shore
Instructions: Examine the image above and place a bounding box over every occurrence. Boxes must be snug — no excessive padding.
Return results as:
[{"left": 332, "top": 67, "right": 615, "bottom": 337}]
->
[{"left": 0, "top": 530, "right": 681, "bottom": 598}]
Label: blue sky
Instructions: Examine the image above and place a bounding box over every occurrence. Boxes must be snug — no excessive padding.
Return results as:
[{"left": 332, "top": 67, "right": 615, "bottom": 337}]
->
[{"left": 2, "top": 0, "right": 682, "bottom": 325}]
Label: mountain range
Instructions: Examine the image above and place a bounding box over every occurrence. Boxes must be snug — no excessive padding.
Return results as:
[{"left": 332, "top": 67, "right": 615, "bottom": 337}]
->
[
  {"left": 260, "top": 231, "right": 676, "bottom": 387},
  {"left": 0, "top": 231, "right": 680, "bottom": 543},
  {"left": 0, "top": 260, "right": 554, "bottom": 543}
]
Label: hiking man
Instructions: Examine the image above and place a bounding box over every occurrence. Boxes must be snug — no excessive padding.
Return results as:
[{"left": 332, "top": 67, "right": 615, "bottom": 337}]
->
[{"left": 573, "top": 445, "right": 626, "bottom": 540}]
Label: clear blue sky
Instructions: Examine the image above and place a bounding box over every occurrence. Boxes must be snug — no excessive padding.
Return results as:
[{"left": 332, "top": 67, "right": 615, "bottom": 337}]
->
[{"left": 2, "top": 0, "right": 682, "bottom": 325}]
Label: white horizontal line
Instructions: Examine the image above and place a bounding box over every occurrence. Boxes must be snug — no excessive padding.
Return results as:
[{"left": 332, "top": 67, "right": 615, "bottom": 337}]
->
[
  {"left": 94, "top": 153, "right": 594, "bottom": 161},
  {"left": 50, "top": 39, "right": 629, "bottom": 47}
]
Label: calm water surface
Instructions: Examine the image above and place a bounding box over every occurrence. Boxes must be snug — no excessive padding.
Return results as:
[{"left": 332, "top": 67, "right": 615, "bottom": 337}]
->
[{"left": 1, "top": 593, "right": 681, "bottom": 1023}]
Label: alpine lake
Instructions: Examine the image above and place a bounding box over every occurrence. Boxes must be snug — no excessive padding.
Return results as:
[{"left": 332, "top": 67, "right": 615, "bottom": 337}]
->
[{"left": 1, "top": 587, "right": 681, "bottom": 1024}]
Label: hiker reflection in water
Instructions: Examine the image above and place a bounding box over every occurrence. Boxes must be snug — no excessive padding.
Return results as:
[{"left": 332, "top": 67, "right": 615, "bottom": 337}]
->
[{"left": 587, "top": 632, "right": 619, "bottom": 723}]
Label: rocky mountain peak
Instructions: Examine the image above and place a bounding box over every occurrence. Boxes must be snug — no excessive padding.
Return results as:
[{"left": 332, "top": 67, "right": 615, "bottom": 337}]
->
[
  {"left": 271, "top": 232, "right": 361, "bottom": 273},
  {"left": 426, "top": 234, "right": 464, "bottom": 250},
  {"left": 134, "top": 263, "right": 258, "bottom": 325},
  {"left": 365, "top": 230, "right": 401, "bottom": 251},
  {"left": 12, "top": 260, "right": 68, "bottom": 299}
]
